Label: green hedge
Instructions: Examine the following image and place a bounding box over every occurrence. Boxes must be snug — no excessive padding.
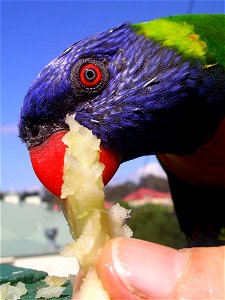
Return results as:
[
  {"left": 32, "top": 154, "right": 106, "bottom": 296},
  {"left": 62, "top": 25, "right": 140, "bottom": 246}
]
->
[{"left": 119, "top": 201, "right": 187, "bottom": 249}]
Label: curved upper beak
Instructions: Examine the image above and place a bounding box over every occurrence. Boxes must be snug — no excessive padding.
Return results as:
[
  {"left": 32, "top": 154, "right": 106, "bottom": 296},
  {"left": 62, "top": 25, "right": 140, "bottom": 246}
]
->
[{"left": 29, "top": 131, "right": 121, "bottom": 197}]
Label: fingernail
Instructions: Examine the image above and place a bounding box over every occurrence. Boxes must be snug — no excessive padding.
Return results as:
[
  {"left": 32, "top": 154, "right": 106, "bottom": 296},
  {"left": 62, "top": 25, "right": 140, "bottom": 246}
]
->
[{"left": 112, "top": 238, "right": 188, "bottom": 298}]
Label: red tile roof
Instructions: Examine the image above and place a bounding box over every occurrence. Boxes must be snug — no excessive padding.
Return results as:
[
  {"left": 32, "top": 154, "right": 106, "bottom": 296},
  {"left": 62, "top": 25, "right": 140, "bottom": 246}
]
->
[{"left": 123, "top": 188, "right": 171, "bottom": 202}]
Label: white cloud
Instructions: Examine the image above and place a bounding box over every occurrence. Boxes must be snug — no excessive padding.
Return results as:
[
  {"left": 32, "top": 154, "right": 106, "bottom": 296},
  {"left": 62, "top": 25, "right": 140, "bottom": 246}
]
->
[
  {"left": 109, "top": 157, "right": 168, "bottom": 186},
  {"left": 0, "top": 125, "right": 18, "bottom": 136},
  {"left": 134, "top": 161, "right": 167, "bottom": 181}
]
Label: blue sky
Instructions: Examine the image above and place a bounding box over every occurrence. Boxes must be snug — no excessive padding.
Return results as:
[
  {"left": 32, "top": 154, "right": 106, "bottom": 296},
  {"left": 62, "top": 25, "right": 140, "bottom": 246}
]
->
[{"left": 1, "top": 1, "right": 224, "bottom": 192}]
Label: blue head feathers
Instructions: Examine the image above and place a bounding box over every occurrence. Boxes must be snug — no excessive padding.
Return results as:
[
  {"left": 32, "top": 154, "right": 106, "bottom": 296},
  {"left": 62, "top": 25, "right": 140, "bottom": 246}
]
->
[{"left": 19, "top": 23, "right": 225, "bottom": 161}]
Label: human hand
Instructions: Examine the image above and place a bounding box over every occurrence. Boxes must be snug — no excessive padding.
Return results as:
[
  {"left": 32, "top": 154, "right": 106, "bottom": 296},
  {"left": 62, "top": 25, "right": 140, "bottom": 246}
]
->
[{"left": 73, "top": 238, "right": 224, "bottom": 299}]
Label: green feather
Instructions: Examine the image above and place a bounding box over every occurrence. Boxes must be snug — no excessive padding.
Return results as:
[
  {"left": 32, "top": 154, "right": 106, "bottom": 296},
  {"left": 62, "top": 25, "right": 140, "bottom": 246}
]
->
[{"left": 132, "top": 14, "right": 225, "bottom": 67}]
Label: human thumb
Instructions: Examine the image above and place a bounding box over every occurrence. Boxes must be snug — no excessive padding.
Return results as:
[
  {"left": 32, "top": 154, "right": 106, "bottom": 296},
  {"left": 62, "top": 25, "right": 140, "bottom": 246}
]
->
[{"left": 98, "top": 238, "right": 225, "bottom": 299}]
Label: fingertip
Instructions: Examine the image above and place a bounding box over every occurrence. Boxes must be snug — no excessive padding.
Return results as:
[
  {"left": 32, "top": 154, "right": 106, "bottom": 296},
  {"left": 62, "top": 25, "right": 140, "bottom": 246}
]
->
[
  {"left": 98, "top": 238, "right": 225, "bottom": 300},
  {"left": 98, "top": 238, "right": 137, "bottom": 300},
  {"left": 98, "top": 238, "right": 188, "bottom": 299}
]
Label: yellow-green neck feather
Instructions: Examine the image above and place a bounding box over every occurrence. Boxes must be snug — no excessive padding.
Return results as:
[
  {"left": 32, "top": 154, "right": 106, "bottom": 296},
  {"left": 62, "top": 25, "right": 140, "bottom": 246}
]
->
[{"left": 133, "top": 14, "right": 225, "bottom": 67}]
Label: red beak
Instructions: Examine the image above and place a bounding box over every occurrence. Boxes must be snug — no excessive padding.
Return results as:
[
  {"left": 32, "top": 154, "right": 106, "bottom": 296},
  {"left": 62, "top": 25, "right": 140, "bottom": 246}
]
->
[{"left": 29, "top": 131, "right": 120, "bottom": 197}]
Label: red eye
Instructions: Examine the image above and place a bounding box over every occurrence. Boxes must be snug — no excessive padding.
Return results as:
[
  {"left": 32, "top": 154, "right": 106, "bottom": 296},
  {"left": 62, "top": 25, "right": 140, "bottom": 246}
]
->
[{"left": 79, "top": 63, "right": 102, "bottom": 88}]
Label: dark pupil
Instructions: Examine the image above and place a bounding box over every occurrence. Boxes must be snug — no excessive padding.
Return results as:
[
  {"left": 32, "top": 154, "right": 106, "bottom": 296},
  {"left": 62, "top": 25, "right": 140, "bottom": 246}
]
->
[{"left": 85, "top": 69, "right": 96, "bottom": 81}]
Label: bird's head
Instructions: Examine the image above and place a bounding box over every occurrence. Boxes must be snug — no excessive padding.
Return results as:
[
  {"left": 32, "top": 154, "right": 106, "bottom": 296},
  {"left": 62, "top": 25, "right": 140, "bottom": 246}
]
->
[{"left": 19, "top": 23, "right": 223, "bottom": 197}]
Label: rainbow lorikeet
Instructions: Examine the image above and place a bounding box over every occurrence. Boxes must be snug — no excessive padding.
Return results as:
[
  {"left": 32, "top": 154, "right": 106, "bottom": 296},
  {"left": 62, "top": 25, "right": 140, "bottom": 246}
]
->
[{"left": 19, "top": 14, "right": 225, "bottom": 246}]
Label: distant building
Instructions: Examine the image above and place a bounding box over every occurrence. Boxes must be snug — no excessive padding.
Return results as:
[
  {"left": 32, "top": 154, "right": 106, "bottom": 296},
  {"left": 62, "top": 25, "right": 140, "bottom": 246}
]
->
[
  {"left": 1, "top": 191, "right": 42, "bottom": 206},
  {"left": 123, "top": 188, "right": 172, "bottom": 206},
  {"left": 3, "top": 193, "right": 20, "bottom": 205},
  {"left": 25, "top": 195, "right": 42, "bottom": 206}
]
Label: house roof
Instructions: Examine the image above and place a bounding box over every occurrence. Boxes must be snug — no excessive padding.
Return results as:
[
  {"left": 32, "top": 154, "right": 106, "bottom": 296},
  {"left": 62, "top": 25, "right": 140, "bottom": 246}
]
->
[{"left": 123, "top": 188, "right": 171, "bottom": 202}]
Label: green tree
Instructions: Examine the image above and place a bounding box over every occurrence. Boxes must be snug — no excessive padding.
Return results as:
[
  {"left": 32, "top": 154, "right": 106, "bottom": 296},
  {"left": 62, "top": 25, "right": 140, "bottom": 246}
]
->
[
  {"left": 104, "top": 181, "right": 137, "bottom": 201},
  {"left": 104, "top": 175, "right": 170, "bottom": 201},
  {"left": 139, "top": 174, "right": 170, "bottom": 192},
  {"left": 126, "top": 202, "right": 186, "bottom": 249}
]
